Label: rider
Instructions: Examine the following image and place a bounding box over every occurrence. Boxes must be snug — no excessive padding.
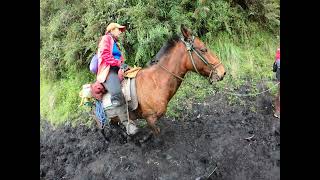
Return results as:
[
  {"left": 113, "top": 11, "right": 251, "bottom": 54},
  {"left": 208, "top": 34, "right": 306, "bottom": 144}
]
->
[
  {"left": 97, "top": 22, "right": 139, "bottom": 135},
  {"left": 273, "top": 47, "right": 280, "bottom": 118}
]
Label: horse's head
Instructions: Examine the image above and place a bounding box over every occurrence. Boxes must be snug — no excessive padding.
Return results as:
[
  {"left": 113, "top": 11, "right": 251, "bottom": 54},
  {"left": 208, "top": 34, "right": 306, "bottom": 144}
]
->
[{"left": 181, "top": 25, "right": 226, "bottom": 83}]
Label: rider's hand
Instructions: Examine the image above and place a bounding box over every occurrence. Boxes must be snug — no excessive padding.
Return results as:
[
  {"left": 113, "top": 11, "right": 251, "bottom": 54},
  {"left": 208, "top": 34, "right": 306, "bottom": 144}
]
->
[{"left": 120, "top": 63, "right": 130, "bottom": 71}]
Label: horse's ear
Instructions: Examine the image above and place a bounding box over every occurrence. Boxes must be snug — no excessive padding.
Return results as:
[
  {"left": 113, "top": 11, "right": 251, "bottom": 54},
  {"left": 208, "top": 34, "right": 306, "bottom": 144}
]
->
[{"left": 181, "top": 24, "right": 192, "bottom": 39}]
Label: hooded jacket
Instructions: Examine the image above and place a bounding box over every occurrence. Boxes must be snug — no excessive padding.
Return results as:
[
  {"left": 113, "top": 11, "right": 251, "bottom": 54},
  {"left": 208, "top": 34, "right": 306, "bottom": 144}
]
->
[{"left": 97, "top": 33, "right": 124, "bottom": 83}]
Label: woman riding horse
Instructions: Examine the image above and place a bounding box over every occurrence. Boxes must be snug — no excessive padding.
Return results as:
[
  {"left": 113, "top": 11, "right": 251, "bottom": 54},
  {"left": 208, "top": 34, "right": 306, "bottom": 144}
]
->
[
  {"left": 85, "top": 24, "right": 226, "bottom": 140},
  {"left": 97, "top": 22, "right": 139, "bottom": 135}
]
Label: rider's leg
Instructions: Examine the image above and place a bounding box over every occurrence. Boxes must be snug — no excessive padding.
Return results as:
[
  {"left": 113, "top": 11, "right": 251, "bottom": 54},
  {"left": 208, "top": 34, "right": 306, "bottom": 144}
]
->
[{"left": 103, "top": 66, "right": 139, "bottom": 135}]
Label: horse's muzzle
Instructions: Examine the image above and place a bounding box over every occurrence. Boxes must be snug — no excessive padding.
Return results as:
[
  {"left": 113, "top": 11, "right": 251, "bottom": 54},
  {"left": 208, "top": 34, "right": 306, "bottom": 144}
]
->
[
  {"left": 209, "top": 71, "right": 226, "bottom": 84},
  {"left": 209, "top": 76, "right": 219, "bottom": 84},
  {"left": 219, "top": 72, "right": 226, "bottom": 81}
]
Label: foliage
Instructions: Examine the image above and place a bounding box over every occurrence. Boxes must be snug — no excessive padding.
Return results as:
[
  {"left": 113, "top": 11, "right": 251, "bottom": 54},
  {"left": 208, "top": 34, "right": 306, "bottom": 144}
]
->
[{"left": 40, "top": 0, "right": 280, "bottom": 123}]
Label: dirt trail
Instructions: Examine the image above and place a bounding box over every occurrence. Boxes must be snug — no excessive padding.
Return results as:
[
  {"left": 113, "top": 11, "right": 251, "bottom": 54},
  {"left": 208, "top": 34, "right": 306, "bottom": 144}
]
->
[{"left": 40, "top": 90, "right": 280, "bottom": 180}]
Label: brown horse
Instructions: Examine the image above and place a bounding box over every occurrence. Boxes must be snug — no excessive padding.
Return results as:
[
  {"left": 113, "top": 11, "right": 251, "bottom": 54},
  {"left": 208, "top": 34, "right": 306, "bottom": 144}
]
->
[{"left": 127, "top": 25, "right": 226, "bottom": 136}]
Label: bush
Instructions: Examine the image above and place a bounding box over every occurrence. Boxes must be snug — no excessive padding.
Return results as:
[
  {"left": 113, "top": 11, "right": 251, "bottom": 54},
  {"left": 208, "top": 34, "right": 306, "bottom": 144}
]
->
[
  {"left": 40, "top": 0, "right": 280, "bottom": 123},
  {"left": 41, "top": 0, "right": 280, "bottom": 81}
]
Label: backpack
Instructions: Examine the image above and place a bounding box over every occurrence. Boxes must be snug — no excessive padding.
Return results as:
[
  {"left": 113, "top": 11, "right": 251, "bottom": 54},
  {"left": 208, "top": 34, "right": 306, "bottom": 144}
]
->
[{"left": 89, "top": 54, "right": 98, "bottom": 74}]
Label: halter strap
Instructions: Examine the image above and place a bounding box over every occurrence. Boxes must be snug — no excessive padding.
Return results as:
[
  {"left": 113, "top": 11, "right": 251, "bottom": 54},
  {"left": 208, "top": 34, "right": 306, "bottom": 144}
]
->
[
  {"left": 180, "top": 36, "right": 221, "bottom": 72},
  {"left": 159, "top": 36, "right": 222, "bottom": 82},
  {"left": 159, "top": 64, "right": 184, "bottom": 81}
]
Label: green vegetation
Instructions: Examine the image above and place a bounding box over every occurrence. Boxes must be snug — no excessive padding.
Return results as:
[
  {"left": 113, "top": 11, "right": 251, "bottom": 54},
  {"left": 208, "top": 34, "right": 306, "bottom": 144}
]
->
[{"left": 40, "top": 0, "right": 280, "bottom": 124}]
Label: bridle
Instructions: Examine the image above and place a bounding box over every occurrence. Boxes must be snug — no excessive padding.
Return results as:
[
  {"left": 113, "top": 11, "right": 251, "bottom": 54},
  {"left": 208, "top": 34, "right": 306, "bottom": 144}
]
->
[{"left": 159, "top": 35, "right": 222, "bottom": 83}]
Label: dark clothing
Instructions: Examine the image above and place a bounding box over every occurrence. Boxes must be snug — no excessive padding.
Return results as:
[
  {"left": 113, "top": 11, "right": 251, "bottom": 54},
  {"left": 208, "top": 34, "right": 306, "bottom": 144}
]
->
[
  {"left": 276, "top": 67, "right": 280, "bottom": 81},
  {"left": 273, "top": 59, "right": 280, "bottom": 81}
]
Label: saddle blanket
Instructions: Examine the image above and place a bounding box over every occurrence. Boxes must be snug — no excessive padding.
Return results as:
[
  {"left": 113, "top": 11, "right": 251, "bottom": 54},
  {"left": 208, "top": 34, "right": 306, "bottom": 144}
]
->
[{"left": 102, "top": 78, "right": 138, "bottom": 111}]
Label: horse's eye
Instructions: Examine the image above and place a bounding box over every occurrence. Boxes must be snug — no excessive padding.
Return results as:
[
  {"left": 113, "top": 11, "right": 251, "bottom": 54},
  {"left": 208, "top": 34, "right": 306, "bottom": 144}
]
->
[{"left": 200, "top": 48, "right": 207, "bottom": 53}]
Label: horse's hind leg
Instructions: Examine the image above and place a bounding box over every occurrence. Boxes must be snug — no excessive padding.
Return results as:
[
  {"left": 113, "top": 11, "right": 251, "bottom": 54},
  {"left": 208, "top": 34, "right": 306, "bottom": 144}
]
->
[{"left": 100, "top": 128, "right": 110, "bottom": 145}]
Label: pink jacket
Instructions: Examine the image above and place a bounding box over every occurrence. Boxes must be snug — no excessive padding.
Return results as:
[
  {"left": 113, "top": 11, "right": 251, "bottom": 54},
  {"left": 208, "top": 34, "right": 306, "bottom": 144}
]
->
[
  {"left": 275, "top": 48, "right": 280, "bottom": 61},
  {"left": 97, "top": 33, "right": 124, "bottom": 69},
  {"left": 97, "top": 33, "right": 124, "bottom": 82}
]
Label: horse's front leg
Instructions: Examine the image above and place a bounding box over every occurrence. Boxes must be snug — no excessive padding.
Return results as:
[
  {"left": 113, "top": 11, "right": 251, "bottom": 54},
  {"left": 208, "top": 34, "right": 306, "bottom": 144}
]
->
[
  {"left": 146, "top": 115, "right": 160, "bottom": 135},
  {"left": 145, "top": 115, "right": 165, "bottom": 146}
]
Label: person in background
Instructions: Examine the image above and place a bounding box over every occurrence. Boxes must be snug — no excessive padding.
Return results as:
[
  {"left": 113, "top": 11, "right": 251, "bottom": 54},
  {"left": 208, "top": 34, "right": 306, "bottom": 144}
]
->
[{"left": 273, "top": 48, "right": 280, "bottom": 118}]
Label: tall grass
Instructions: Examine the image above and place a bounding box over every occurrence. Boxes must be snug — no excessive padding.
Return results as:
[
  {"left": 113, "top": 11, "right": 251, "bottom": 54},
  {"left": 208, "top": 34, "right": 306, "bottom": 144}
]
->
[{"left": 40, "top": 70, "right": 94, "bottom": 125}]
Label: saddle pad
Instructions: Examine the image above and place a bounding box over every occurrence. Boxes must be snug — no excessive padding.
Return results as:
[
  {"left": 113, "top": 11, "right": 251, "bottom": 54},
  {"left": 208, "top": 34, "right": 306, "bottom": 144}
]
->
[
  {"left": 102, "top": 78, "right": 138, "bottom": 111},
  {"left": 124, "top": 67, "right": 142, "bottom": 78}
]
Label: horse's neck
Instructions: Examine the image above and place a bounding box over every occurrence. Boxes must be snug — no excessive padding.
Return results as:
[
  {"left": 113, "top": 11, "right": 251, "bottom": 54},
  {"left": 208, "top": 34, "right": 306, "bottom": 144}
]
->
[{"left": 154, "top": 47, "right": 189, "bottom": 100}]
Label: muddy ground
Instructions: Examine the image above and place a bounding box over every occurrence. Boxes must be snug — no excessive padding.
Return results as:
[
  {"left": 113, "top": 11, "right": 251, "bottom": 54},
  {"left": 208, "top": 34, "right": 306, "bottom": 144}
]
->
[{"left": 40, "top": 88, "right": 280, "bottom": 180}]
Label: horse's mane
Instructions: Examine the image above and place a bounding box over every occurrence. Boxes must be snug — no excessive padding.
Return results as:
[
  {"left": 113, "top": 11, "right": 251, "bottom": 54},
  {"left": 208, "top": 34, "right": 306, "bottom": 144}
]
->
[{"left": 147, "top": 34, "right": 180, "bottom": 66}]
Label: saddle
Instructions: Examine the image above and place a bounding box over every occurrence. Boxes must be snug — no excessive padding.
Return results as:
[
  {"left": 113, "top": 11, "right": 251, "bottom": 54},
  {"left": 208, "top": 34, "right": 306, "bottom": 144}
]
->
[
  {"left": 102, "top": 67, "right": 142, "bottom": 112},
  {"left": 90, "top": 67, "right": 142, "bottom": 101}
]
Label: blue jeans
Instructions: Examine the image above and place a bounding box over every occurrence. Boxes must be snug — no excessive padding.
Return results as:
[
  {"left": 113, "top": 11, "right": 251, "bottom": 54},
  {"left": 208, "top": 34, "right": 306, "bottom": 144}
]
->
[{"left": 103, "top": 66, "right": 125, "bottom": 106}]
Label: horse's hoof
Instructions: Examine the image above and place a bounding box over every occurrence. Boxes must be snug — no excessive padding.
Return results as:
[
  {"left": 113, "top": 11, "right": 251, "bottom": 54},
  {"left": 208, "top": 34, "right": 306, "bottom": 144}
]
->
[{"left": 139, "top": 132, "right": 153, "bottom": 144}]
